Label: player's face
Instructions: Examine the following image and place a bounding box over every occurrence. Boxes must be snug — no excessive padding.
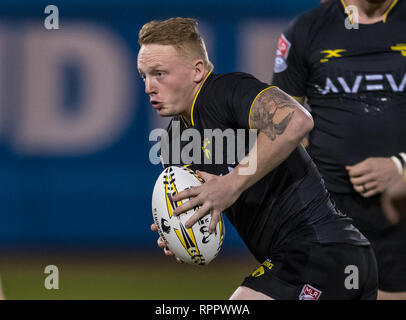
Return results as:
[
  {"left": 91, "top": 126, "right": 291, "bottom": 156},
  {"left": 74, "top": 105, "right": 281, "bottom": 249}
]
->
[{"left": 137, "top": 44, "right": 198, "bottom": 117}]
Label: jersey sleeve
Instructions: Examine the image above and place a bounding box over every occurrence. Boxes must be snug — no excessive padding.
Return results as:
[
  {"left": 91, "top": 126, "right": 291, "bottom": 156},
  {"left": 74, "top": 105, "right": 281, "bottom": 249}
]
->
[
  {"left": 271, "top": 15, "right": 310, "bottom": 98},
  {"left": 206, "top": 73, "right": 270, "bottom": 129}
]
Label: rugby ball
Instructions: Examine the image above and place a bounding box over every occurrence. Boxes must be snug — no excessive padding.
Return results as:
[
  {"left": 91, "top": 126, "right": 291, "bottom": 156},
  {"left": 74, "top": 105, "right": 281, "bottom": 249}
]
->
[{"left": 152, "top": 166, "right": 225, "bottom": 265}]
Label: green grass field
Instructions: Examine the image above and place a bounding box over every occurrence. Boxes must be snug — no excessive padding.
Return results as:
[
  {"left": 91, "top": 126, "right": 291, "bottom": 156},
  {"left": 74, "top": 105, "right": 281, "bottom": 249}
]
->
[{"left": 0, "top": 250, "right": 258, "bottom": 300}]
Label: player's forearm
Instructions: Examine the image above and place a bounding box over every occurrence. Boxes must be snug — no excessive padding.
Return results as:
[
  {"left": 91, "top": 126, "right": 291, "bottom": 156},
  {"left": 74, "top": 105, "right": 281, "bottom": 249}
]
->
[{"left": 228, "top": 87, "right": 313, "bottom": 194}]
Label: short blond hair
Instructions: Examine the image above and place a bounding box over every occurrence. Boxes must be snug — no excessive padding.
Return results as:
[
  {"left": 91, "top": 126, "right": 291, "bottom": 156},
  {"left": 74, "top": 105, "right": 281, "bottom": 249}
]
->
[{"left": 138, "top": 17, "right": 213, "bottom": 70}]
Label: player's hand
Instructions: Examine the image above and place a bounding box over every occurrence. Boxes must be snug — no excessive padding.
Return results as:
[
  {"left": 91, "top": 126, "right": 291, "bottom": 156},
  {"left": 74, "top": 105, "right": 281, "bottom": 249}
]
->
[
  {"left": 346, "top": 157, "right": 402, "bottom": 198},
  {"left": 150, "top": 223, "right": 183, "bottom": 263},
  {"left": 172, "top": 170, "right": 241, "bottom": 233},
  {"left": 150, "top": 223, "right": 175, "bottom": 257}
]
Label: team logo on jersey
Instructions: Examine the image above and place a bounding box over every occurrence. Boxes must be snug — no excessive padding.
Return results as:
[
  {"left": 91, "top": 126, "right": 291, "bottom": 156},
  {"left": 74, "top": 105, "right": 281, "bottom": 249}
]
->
[
  {"left": 298, "top": 284, "right": 322, "bottom": 300},
  {"left": 251, "top": 259, "right": 274, "bottom": 278},
  {"left": 274, "top": 34, "right": 291, "bottom": 73},
  {"left": 202, "top": 138, "right": 211, "bottom": 160},
  {"left": 391, "top": 43, "right": 406, "bottom": 57},
  {"left": 320, "top": 49, "right": 346, "bottom": 63}
]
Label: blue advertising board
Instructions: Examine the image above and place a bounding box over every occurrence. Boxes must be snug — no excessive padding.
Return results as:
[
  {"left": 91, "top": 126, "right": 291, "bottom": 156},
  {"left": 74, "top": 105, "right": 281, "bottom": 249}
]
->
[{"left": 0, "top": 0, "right": 320, "bottom": 249}]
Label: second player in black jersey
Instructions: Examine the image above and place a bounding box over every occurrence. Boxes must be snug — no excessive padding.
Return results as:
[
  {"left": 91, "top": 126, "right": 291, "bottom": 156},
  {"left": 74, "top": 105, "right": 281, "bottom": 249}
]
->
[
  {"left": 139, "top": 17, "right": 378, "bottom": 300},
  {"left": 272, "top": 0, "right": 406, "bottom": 194},
  {"left": 272, "top": 0, "right": 406, "bottom": 297}
]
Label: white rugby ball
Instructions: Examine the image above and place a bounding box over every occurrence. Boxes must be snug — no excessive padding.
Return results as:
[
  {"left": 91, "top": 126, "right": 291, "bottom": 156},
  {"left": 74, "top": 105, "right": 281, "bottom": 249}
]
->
[{"left": 152, "top": 166, "right": 225, "bottom": 265}]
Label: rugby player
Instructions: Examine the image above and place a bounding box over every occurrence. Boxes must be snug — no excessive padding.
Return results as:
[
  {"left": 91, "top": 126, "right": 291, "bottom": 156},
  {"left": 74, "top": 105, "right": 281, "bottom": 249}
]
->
[
  {"left": 273, "top": 0, "right": 406, "bottom": 299},
  {"left": 139, "top": 17, "right": 378, "bottom": 300},
  {"left": 271, "top": 0, "right": 406, "bottom": 299}
]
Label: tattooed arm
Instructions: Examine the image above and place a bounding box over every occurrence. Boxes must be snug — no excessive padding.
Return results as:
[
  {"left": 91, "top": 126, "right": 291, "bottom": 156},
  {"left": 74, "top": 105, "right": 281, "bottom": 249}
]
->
[
  {"left": 228, "top": 86, "right": 314, "bottom": 193},
  {"left": 172, "top": 87, "right": 313, "bottom": 232}
]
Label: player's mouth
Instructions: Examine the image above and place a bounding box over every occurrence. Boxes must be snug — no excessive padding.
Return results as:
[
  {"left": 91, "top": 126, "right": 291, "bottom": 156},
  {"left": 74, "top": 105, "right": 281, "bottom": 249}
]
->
[{"left": 150, "top": 100, "right": 163, "bottom": 110}]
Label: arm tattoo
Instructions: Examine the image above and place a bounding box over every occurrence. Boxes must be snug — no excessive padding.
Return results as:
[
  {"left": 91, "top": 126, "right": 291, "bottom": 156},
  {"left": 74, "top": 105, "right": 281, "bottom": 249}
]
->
[{"left": 250, "top": 87, "right": 296, "bottom": 141}]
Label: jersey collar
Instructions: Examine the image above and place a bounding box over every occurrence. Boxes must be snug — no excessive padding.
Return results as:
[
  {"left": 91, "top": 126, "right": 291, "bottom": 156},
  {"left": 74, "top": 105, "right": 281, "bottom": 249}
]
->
[
  {"left": 340, "top": 0, "right": 399, "bottom": 24},
  {"left": 190, "top": 69, "right": 212, "bottom": 126}
]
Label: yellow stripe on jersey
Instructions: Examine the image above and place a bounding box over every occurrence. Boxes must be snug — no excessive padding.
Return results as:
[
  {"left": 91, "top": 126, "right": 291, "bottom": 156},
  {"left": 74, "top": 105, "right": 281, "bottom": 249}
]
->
[
  {"left": 383, "top": 0, "right": 398, "bottom": 23},
  {"left": 191, "top": 70, "right": 213, "bottom": 126},
  {"left": 340, "top": 0, "right": 353, "bottom": 25}
]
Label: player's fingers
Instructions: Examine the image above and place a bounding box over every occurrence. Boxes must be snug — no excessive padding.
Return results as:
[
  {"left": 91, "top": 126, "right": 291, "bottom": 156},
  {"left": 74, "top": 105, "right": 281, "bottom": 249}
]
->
[
  {"left": 208, "top": 210, "right": 221, "bottom": 234},
  {"left": 175, "top": 257, "right": 184, "bottom": 264},
  {"left": 164, "top": 247, "right": 174, "bottom": 256},
  {"left": 353, "top": 181, "right": 378, "bottom": 195},
  {"left": 360, "top": 186, "right": 380, "bottom": 198},
  {"left": 157, "top": 237, "right": 167, "bottom": 249},
  {"left": 172, "top": 186, "right": 200, "bottom": 202},
  {"left": 346, "top": 163, "right": 370, "bottom": 177},
  {"left": 151, "top": 223, "right": 158, "bottom": 232},
  {"left": 174, "top": 196, "right": 201, "bottom": 215},
  {"left": 158, "top": 237, "right": 174, "bottom": 256},
  {"left": 185, "top": 203, "right": 210, "bottom": 228},
  {"left": 196, "top": 170, "right": 214, "bottom": 181},
  {"left": 350, "top": 174, "right": 375, "bottom": 186}
]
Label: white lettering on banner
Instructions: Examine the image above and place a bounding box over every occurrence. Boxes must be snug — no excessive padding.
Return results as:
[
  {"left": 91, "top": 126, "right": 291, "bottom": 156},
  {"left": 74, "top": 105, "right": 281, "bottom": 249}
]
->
[
  {"left": 11, "top": 23, "right": 134, "bottom": 155},
  {"left": 319, "top": 74, "right": 406, "bottom": 95}
]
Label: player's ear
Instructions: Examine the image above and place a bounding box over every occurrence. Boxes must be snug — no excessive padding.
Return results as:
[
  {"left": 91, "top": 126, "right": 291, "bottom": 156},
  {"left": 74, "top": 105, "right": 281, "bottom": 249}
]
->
[{"left": 192, "top": 59, "right": 205, "bottom": 83}]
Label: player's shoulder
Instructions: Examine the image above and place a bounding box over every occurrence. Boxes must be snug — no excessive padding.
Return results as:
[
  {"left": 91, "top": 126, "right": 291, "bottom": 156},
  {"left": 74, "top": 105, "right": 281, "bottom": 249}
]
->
[
  {"left": 208, "top": 72, "right": 259, "bottom": 84},
  {"left": 203, "top": 72, "right": 263, "bottom": 95}
]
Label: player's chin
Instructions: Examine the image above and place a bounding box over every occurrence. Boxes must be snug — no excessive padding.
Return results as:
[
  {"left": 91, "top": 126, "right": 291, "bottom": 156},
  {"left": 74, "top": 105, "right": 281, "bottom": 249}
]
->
[
  {"left": 155, "top": 108, "right": 168, "bottom": 116},
  {"left": 156, "top": 108, "right": 176, "bottom": 117}
]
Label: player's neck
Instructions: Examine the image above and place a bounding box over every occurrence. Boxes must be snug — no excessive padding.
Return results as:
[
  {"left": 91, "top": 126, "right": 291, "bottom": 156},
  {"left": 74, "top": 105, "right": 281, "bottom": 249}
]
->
[
  {"left": 181, "top": 68, "right": 211, "bottom": 126},
  {"left": 343, "top": 0, "right": 396, "bottom": 24}
]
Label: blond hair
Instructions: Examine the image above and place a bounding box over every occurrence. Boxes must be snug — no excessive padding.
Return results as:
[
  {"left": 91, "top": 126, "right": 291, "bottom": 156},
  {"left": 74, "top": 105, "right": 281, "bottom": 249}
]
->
[{"left": 138, "top": 17, "right": 213, "bottom": 70}]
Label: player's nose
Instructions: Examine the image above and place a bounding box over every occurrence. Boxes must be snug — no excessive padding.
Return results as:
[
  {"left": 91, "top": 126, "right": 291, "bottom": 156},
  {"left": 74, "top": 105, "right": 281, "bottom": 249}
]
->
[{"left": 144, "top": 77, "right": 157, "bottom": 95}]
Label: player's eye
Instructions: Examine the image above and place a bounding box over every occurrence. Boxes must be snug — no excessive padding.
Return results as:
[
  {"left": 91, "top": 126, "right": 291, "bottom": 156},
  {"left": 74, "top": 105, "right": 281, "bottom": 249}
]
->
[{"left": 156, "top": 71, "right": 166, "bottom": 78}]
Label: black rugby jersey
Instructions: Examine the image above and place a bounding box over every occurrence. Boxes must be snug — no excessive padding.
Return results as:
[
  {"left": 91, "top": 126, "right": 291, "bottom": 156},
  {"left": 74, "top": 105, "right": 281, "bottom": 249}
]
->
[
  {"left": 161, "top": 72, "right": 369, "bottom": 263},
  {"left": 272, "top": 0, "right": 406, "bottom": 193}
]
